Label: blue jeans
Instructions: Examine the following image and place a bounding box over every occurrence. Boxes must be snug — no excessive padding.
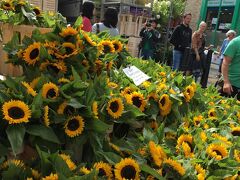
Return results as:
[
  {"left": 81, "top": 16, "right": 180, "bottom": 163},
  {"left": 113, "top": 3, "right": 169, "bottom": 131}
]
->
[
  {"left": 172, "top": 50, "right": 183, "bottom": 70},
  {"left": 141, "top": 49, "right": 154, "bottom": 60}
]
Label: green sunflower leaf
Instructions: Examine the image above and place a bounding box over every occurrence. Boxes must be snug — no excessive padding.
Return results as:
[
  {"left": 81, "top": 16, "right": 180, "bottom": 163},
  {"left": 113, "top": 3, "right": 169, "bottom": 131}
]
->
[
  {"left": 6, "top": 125, "right": 25, "bottom": 156},
  {"left": 97, "top": 151, "right": 121, "bottom": 165},
  {"left": 72, "top": 66, "right": 81, "bottom": 81},
  {"left": 141, "top": 164, "right": 164, "bottom": 180},
  {"left": 49, "top": 153, "right": 73, "bottom": 177},
  {"left": 73, "top": 16, "right": 82, "bottom": 29},
  {"left": 87, "top": 119, "right": 111, "bottom": 133},
  {"left": 26, "top": 125, "right": 60, "bottom": 144},
  {"left": 69, "top": 170, "right": 97, "bottom": 180}
]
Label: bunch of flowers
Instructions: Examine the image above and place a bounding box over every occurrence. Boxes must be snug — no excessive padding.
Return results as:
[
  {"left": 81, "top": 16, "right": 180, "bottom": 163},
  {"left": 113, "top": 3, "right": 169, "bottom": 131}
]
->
[
  {"left": 0, "top": 18, "right": 239, "bottom": 179},
  {"left": 0, "top": 0, "right": 66, "bottom": 27}
]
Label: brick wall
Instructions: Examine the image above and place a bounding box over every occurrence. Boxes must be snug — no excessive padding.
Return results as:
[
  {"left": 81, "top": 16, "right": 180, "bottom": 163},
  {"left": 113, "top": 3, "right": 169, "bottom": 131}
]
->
[{"left": 184, "top": 0, "right": 202, "bottom": 31}]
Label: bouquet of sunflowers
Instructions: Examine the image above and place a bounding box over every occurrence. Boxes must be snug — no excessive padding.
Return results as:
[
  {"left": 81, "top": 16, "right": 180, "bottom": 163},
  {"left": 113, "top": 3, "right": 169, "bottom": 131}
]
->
[
  {"left": 0, "top": 0, "right": 66, "bottom": 27},
  {"left": 0, "top": 17, "right": 239, "bottom": 179}
]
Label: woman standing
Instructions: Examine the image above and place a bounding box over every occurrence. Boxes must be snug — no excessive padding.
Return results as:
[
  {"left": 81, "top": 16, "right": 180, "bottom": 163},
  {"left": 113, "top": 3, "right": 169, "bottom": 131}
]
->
[
  {"left": 188, "top": 21, "right": 207, "bottom": 82},
  {"left": 81, "top": 1, "right": 94, "bottom": 32},
  {"left": 92, "top": 7, "right": 119, "bottom": 37}
]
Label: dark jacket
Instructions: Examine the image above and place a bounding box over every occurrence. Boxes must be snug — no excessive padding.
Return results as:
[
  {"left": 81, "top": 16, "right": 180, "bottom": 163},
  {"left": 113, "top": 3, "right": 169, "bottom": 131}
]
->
[
  {"left": 169, "top": 24, "right": 192, "bottom": 52},
  {"left": 139, "top": 27, "right": 160, "bottom": 50}
]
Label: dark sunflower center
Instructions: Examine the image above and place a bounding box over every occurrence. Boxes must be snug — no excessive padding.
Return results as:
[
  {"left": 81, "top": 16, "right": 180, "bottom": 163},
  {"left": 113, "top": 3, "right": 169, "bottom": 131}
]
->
[
  {"left": 132, "top": 96, "right": 142, "bottom": 108},
  {"left": 30, "top": 48, "right": 39, "bottom": 60},
  {"left": 214, "top": 150, "right": 222, "bottom": 157},
  {"left": 114, "top": 44, "right": 119, "bottom": 51},
  {"left": 33, "top": 9, "right": 40, "bottom": 15},
  {"left": 185, "top": 141, "right": 193, "bottom": 152},
  {"left": 121, "top": 165, "right": 136, "bottom": 179},
  {"left": 47, "top": 64, "right": 60, "bottom": 73},
  {"left": 64, "top": 106, "right": 75, "bottom": 115},
  {"left": 210, "top": 112, "right": 215, "bottom": 117},
  {"left": 46, "top": 88, "right": 57, "bottom": 98},
  {"left": 195, "top": 120, "right": 200, "bottom": 125},
  {"left": 67, "top": 119, "right": 80, "bottom": 131},
  {"left": 110, "top": 101, "right": 119, "bottom": 113},
  {"left": 8, "top": 107, "right": 25, "bottom": 119},
  {"left": 104, "top": 45, "right": 111, "bottom": 53},
  {"left": 232, "top": 130, "right": 240, "bottom": 136},
  {"left": 98, "top": 168, "right": 106, "bottom": 177},
  {"left": 160, "top": 97, "right": 166, "bottom": 106},
  {"left": 187, "top": 89, "right": 191, "bottom": 95},
  {"left": 4, "top": 3, "right": 10, "bottom": 7},
  {"left": 65, "top": 47, "right": 73, "bottom": 55}
]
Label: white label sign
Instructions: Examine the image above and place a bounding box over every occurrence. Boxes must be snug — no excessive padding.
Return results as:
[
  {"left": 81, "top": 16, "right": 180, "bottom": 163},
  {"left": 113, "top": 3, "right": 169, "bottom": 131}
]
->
[
  {"left": 123, "top": 66, "right": 151, "bottom": 86},
  {"left": 207, "top": 0, "right": 236, "bottom": 7}
]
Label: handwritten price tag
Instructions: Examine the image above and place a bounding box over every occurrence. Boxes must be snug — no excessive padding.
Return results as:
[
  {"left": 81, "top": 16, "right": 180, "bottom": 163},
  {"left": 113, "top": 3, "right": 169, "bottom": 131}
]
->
[{"left": 123, "top": 66, "right": 151, "bottom": 86}]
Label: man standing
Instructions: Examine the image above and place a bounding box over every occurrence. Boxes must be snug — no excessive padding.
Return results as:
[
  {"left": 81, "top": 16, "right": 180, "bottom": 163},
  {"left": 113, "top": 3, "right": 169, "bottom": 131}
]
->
[
  {"left": 139, "top": 19, "right": 160, "bottom": 60},
  {"left": 170, "top": 13, "right": 192, "bottom": 70},
  {"left": 222, "top": 36, "right": 240, "bottom": 99}
]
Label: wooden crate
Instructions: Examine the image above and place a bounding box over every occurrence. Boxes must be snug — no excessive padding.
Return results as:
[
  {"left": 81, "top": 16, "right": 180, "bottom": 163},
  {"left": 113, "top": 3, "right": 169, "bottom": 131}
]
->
[
  {"left": 127, "top": 36, "right": 141, "bottom": 57},
  {"left": 27, "top": 0, "right": 43, "bottom": 9},
  {"left": 43, "top": 0, "right": 56, "bottom": 12},
  {"left": 0, "top": 23, "right": 51, "bottom": 76}
]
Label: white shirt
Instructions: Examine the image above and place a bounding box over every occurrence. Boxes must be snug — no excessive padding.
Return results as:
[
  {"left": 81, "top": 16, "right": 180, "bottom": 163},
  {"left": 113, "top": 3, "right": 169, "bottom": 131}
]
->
[{"left": 92, "top": 23, "right": 119, "bottom": 37}]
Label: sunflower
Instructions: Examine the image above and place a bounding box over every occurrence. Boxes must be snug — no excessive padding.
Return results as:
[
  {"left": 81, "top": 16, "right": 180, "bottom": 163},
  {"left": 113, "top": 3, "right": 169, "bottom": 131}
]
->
[
  {"left": 59, "top": 154, "right": 76, "bottom": 171},
  {"left": 64, "top": 115, "right": 85, "bottom": 138},
  {"left": 200, "top": 131, "right": 207, "bottom": 142},
  {"left": 106, "top": 61, "right": 113, "bottom": 71},
  {"left": 43, "top": 106, "right": 50, "bottom": 127},
  {"left": 234, "top": 149, "right": 240, "bottom": 162},
  {"left": 156, "top": 83, "right": 167, "bottom": 92},
  {"left": 59, "top": 26, "right": 78, "bottom": 38},
  {"left": 120, "top": 87, "right": 134, "bottom": 97},
  {"left": 211, "top": 133, "right": 232, "bottom": 146},
  {"left": 182, "top": 141, "right": 194, "bottom": 158},
  {"left": 193, "top": 115, "right": 203, "bottom": 126},
  {"left": 137, "top": 147, "right": 146, "bottom": 156},
  {"left": 41, "top": 60, "right": 67, "bottom": 74},
  {"left": 95, "top": 59, "right": 103, "bottom": 73},
  {"left": 81, "top": 59, "right": 89, "bottom": 69},
  {"left": 33, "top": 7, "right": 41, "bottom": 16},
  {"left": 142, "top": 81, "right": 151, "bottom": 88},
  {"left": 176, "top": 134, "right": 193, "bottom": 153},
  {"left": 44, "top": 41, "right": 58, "bottom": 50},
  {"left": 31, "top": 168, "right": 41, "bottom": 179},
  {"left": 1, "top": 159, "right": 24, "bottom": 169},
  {"left": 106, "top": 97, "right": 124, "bottom": 119},
  {"left": 23, "top": 42, "right": 41, "bottom": 65},
  {"left": 183, "top": 85, "right": 195, "bottom": 102},
  {"left": 82, "top": 31, "right": 96, "bottom": 46},
  {"left": 58, "top": 78, "right": 70, "bottom": 84},
  {"left": 17, "top": 49, "right": 24, "bottom": 59},
  {"left": 108, "top": 82, "right": 118, "bottom": 89},
  {"left": 208, "top": 108, "right": 217, "bottom": 119},
  {"left": 158, "top": 94, "right": 172, "bottom": 116},
  {"left": 126, "top": 92, "right": 147, "bottom": 112},
  {"left": 76, "top": 37, "right": 84, "bottom": 51},
  {"left": 112, "top": 40, "right": 123, "bottom": 53},
  {"left": 1, "top": 1, "right": 13, "bottom": 10},
  {"left": 165, "top": 132, "right": 177, "bottom": 139},
  {"left": 109, "top": 142, "right": 124, "bottom": 156},
  {"left": 58, "top": 42, "right": 78, "bottom": 58},
  {"left": 231, "top": 127, "right": 240, "bottom": 136},
  {"left": 149, "top": 141, "right": 167, "bottom": 167},
  {"left": 42, "top": 82, "right": 59, "bottom": 99},
  {"left": 114, "top": 158, "right": 140, "bottom": 180},
  {"left": 80, "top": 166, "right": 91, "bottom": 175},
  {"left": 169, "top": 88, "right": 176, "bottom": 94},
  {"left": 206, "top": 143, "right": 228, "bottom": 160},
  {"left": 195, "top": 164, "right": 206, "bottom": 180},
  {"left": 2, "top": 100, "right": 31, "bottom": 124},
  {"left": 147, "top": 92, "right": 159, "bottom": 101},
  {"left": 150, "top": 120, "right": 158, "bottom": 131},
  {"left": 94, "top": 162, "right": 113, "bottom": 179},
  {"left": 57, "top": 101, "right": 75, "bottom": 115},
  {"left": 92, "top": 101, "right": 98, "bottom": 119},
  {"left": 42, "top": 173, "right": 58, "bottom": 180},
  {"left": 98, "top": 40, "right": 115, "bottom": 54},
  {"left": 30, "top": 77, "right": 40, "bottom": 89},
  {"left": 163, "top": 158, "right": 185, "bottom": 176},
  {"left": 21, "top": 81, "right": 37, "bottom": 96}
]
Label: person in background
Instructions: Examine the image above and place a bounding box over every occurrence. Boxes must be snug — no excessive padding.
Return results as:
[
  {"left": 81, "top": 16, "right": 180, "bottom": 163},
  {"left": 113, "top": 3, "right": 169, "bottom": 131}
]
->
[
  {"left": 221, "top": 35, "right": 240, "bottom": 100},
  {"left": 81, "top": 1, "right": 95, "bottom": 32},
  {"left": 218, "top": 30, "right": 236, "bottom": 76},
  {"left": 187, "top": 21, "right": 207, "bottom": 82},
  {"left": 139, "top": 19, "right": 160, "bottom": 60},
  {"left": 92, "top": 7, "right": 119, "bottom": 37},
  {"left": 169, "top": 13, "right": 192, "bottom": 70}
]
